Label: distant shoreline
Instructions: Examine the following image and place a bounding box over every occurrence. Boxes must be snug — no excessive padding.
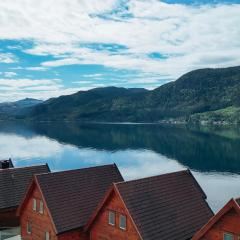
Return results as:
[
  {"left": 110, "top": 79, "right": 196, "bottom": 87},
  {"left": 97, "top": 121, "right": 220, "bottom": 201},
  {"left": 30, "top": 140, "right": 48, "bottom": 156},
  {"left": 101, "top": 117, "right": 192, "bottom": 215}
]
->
[{"left": 0, "top": 118, "right": 239, "bottom": 126}]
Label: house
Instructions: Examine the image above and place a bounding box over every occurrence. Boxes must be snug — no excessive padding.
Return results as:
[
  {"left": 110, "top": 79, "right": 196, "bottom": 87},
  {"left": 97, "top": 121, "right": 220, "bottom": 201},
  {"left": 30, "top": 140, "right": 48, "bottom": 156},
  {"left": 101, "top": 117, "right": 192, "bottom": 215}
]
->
[
  {"left": 86, "top": 170, "right": 214, "bottom": 240},
  {"left": 17, "top": 164, "right": 123, "bottom": 240},
  {"left": 0, "top": 159, "right": 14, "bottom": 169},
  {"left": 0, "top": 164, "right": 50, "bottom": 228},
  {"left": 192, "top": 198, "right": 240, "bottom": 240}
]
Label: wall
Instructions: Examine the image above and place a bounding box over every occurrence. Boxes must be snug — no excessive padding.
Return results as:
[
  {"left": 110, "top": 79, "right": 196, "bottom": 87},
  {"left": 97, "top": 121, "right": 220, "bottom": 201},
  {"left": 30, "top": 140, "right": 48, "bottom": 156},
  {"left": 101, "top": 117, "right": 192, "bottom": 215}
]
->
[
  {"left": 200, "top": 208, "right": 240, "bottom": 240},
  {"left": 90, "top": 190, "right": 141, "bottom": 240},
  {"left": 20, "top": 183, "right": 57, "bottom": 240}
]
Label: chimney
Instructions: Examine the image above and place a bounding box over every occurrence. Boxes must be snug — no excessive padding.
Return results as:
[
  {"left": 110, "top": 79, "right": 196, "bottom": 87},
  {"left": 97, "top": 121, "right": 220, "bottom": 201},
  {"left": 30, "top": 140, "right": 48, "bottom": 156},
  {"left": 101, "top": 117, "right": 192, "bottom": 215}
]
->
[{"left": 0, "top": 158, "right": 14, "bottom": 169}]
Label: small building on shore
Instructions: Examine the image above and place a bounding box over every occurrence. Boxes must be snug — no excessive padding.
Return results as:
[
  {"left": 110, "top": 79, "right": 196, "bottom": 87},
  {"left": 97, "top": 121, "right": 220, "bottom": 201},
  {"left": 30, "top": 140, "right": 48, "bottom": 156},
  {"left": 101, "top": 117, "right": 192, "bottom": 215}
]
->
[
  {"left": 0, "top": 164, "right": 50, "bottom": 228},
  {"left": 86, "top": 170, "right": 214, "bottom": 240},
  {"left": 192, "top": 198, "right": 240, "bottom": 240}
]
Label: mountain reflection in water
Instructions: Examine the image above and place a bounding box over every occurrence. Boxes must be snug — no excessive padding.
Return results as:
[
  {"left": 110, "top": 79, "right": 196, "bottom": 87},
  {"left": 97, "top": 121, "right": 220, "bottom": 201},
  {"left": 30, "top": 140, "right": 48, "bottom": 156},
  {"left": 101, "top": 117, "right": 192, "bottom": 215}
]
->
[{"left": 0, "top": 121, "right": 240, "bottom": 212}]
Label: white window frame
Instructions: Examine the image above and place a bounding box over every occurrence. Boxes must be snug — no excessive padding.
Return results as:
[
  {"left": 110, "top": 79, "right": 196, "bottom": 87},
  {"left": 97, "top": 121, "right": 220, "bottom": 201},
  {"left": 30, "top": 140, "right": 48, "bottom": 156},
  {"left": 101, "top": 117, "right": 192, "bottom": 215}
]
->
[
  {"left": 39, "top": 200, "right": 44, "bottom": 214},
  {"left": 119, "top": 214, "right": 127, "bottom": 230},
  {"left": 27, "top": 221, "right": 32, "bottom": 235},
  {"left": 224, "top": 233, "right": 234, "bottom": 240},
  {"left": 33, "top": 198, "right": 37, "bottom": 211},
  {"left": 45, "top": 231, "right": 50, "bottom": 240},
  {"left": 108, "top": 211, "right": 115, "bottom": 226}
]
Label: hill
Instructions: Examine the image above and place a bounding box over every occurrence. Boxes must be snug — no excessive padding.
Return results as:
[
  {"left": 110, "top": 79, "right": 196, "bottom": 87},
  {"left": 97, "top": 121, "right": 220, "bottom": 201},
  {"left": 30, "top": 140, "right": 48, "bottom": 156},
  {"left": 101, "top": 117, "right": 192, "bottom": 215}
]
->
[
  {"left": 2, "top": 66, "right": 240, "bottom": 124},
  {"left": 0, "top": 98, "right": 43, "bottom": 119}
]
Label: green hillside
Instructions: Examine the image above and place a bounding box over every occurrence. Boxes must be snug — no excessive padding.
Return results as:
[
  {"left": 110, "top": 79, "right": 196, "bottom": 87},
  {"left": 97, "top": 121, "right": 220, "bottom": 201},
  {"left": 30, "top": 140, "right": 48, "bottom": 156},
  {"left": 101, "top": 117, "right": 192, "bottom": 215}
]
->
[{"left": 2, "top": 66, "right": 240, "bottom": 124}]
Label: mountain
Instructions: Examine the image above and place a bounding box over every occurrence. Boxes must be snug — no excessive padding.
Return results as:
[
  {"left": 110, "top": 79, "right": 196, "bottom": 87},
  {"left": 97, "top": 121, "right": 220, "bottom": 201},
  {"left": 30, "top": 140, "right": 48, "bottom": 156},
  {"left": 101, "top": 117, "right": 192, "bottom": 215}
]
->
[
  {"left": 0, "top": 98, "right": 43, "bottom": 119},
  {"left": 2, "top": 66, "right": 240, "bottom": 123}
]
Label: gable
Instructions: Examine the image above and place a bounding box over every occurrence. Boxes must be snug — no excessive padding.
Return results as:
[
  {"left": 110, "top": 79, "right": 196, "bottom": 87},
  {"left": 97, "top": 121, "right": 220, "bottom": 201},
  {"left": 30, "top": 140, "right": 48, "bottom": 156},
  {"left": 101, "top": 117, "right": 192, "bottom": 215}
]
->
[
  {"left": 193, "top": 199, "right": 240, "bottom": 240},
  {"left": 89, "top": 188, "right": 142, "bottom": 240},
  {"left": 19, "top": 181, "right": 58, "bottom": 238}
]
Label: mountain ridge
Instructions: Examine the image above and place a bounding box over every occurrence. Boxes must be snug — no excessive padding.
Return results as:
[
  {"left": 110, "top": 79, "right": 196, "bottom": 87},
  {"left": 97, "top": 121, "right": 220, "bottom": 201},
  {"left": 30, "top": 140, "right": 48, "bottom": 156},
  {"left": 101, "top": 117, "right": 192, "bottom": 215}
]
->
[{"left": 1, "top": 66, "right": 240, "bottom": 124}]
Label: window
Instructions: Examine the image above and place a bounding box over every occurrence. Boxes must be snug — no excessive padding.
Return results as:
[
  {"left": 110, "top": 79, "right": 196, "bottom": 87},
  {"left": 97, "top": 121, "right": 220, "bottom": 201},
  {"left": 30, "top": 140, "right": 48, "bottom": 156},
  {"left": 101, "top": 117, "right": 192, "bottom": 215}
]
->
[
  {"left": 33, "top": 198, "right": 37, "bottom": 211},
  {"left": 108, "top": 211, "right": 115, "bottom": 226},
  {"left": 39, "top": 200, "right": 44, "bottom": 214},
  {"left": 119, "top": 214, "right": 127, "bottom": 230},
  {"left": 27, "top": 221, "right": 32, "bottom": 234},
  {"left": 224, "top": 233, "right": 234, "bottom": 240},
  {"left": 45, "top": 231, "right": 50, "bottom": 240}
]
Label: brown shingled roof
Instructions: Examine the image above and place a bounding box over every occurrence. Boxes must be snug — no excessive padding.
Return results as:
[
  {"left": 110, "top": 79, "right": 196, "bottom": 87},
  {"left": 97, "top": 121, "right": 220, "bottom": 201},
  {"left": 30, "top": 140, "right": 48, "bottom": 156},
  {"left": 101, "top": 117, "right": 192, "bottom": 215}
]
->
[
  {"left": 114, "top": 170, "right": 213, "bottom": 240},
  {"left": 0, "top": 164, "right": 50, "bottom": 211},
  {"left": 35, "top": 164, "right": 124, "bottom": 234}
]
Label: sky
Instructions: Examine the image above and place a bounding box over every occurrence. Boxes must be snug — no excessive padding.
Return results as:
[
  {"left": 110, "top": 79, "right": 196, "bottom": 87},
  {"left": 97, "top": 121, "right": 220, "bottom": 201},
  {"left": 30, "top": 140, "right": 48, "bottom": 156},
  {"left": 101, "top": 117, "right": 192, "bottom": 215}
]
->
[{"left": 0, "top": 0, "right": 240, "bottom": 102}]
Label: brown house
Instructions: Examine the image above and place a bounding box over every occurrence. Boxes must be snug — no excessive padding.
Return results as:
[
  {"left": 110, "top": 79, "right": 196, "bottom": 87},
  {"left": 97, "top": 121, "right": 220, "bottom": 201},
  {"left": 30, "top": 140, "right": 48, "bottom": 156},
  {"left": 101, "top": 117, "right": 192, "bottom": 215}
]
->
[
  {"left": 0, "top": 164, "right": 50, "bottom": 228},
  {"left": 18, "top": 164, "right": 123, "bottom": 240},
  {"left": 86, "top": 170, "right": 214, "bottom": 240},
  {"left": 192, "top": 198, "right": 240, "bottom": 240}
]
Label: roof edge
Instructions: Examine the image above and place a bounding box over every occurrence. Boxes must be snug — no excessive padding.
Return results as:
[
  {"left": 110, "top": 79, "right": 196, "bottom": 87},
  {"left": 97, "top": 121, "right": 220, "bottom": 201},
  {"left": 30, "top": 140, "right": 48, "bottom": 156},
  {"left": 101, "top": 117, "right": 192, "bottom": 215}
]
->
[
  {"left": 0, "top": 163, "right": 49, "bottom": 172},
  {"left": 114, "top": 169, "right": 189, "bottom": 186},
  {"left": 84, "top": 185, "right": 115, "bottom": 232},
  {"left": 34, "top": 163, "right": 117, "bottom": 178},
  {"left": 114, "top": 184, "right": 144, "bottom": 240}
]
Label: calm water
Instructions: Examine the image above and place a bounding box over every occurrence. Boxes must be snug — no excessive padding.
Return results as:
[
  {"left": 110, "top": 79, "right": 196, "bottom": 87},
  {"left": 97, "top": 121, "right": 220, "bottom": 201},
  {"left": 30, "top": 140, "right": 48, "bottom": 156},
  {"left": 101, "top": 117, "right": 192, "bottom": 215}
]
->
[{"left": 1, "top": 121, "right": 240, "bottom": 212}]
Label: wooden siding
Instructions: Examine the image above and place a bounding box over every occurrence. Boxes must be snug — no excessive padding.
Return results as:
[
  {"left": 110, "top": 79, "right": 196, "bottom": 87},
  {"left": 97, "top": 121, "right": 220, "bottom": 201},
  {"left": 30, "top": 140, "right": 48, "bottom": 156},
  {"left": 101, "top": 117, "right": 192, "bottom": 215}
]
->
[
  {"left": 90, "top": 190, "right": 141, "bottom": 240},
  {"left": 198, "top": 208, "right": 240, "bottom": 240}
]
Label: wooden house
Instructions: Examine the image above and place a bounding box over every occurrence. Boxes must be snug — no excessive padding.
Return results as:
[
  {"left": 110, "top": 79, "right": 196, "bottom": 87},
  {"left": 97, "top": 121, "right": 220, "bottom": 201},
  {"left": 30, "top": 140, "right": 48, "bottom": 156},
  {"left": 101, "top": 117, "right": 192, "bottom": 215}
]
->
[
  {"left": 17, "top": 164, "right": 123, "bottom": 240},
  {"left": 192, "top": 198, "right": 240, "bottom": 240},
  {"left": 0, "top": 164, "right": 50, "bottom": 228},
  {"left": 86, "top": 170, "right": 214, "bottom": 240}
]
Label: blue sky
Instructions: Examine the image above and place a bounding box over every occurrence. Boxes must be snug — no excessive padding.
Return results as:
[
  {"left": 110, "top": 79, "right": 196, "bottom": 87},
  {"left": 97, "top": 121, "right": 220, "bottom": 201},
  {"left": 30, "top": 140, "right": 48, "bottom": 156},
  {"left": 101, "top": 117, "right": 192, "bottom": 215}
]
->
[{"left": 0, "top": 0, "right": 240, "bottom": 102}]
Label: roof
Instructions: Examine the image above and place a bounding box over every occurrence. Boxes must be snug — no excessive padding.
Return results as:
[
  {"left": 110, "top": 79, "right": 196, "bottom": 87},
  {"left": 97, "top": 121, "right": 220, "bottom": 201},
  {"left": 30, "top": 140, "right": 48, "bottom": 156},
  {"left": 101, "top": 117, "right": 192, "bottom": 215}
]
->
[
  {"left": 0, "top": 159, "right": 14, "bottom": 169},
  {"left": 34, "top": 164, "right": 123, "bottom": 234},
  {"left": 87, "top": 170, "right": 213, "bottom": 240},
  {"left": 192, "top": 198, "right": 240, "bottom": 240},
  {"left": 0, "top": 164, "right": 50, "bottom": 211}
]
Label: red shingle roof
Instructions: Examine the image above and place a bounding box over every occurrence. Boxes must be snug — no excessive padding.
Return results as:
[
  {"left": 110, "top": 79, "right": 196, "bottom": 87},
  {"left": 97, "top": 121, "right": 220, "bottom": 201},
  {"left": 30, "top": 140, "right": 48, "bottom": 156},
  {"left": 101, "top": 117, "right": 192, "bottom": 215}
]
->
[
  {"left": 35, "top": 164, "right": 123, "bottom": 234},
  {"left": 114, "top": 170, "right": 213, "bottom": 240}
]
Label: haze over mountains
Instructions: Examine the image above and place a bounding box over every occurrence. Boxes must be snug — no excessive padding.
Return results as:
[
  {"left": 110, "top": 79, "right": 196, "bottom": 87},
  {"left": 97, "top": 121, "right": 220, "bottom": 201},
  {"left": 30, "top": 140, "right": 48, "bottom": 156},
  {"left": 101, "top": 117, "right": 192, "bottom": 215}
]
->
[{"left": 1, "top": 66, "right": 240, "bottom": 124}]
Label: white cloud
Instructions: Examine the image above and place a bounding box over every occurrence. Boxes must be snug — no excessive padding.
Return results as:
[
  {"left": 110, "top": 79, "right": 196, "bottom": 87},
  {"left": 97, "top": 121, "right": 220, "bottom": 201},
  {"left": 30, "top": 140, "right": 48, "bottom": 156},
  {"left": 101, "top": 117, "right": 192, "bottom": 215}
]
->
[
  {"left": 26, "top": 66, "right": 47, "bottom": 71},
  {"left": 3, "top": 71, "right": 17, "bottom": 78},
  {"left": 0, "top": 77, "right": 105, "bottom": 102},
  {"left": 0, "top": 53, "right": 17, "bottom": 63},
  {"left": 0, "top": 0, "right": 239, "bottom": 82}
]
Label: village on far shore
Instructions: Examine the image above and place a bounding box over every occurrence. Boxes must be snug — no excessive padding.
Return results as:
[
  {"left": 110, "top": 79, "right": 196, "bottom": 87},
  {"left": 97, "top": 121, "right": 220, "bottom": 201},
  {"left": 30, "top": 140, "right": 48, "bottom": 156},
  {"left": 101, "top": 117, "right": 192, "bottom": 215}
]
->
[{"left": 0, "top": 159, "right": 239, "bottom": 240}]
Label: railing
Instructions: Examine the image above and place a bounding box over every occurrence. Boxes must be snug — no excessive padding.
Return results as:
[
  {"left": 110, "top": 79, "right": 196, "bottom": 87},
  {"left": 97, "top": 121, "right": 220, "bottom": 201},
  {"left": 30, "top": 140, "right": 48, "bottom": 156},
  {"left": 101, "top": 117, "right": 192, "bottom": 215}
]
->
[{"left": 0, "top": 227, "right": 20, "bottom": 240}]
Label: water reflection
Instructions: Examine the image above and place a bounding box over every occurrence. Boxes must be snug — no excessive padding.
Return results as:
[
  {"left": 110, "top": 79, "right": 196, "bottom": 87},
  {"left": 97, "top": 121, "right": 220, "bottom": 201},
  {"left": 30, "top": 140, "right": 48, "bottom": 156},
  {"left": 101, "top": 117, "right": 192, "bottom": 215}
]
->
[{"left": 0, "top": 121, "right": 240, "bottom": 212}]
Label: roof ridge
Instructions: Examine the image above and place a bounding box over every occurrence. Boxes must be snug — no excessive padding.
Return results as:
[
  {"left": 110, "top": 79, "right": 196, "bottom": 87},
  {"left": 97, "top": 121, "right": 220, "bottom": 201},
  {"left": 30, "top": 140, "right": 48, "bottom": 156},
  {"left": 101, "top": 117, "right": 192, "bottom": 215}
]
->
[
  {"left": 0, "top": 163, "right": 48, "bottom": 171},
  {"left": 115, "top": 169, "right": 189, "bottom": 185},
  {"left": 34, "top": 163, "right": 117, "bottom": 177}
]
